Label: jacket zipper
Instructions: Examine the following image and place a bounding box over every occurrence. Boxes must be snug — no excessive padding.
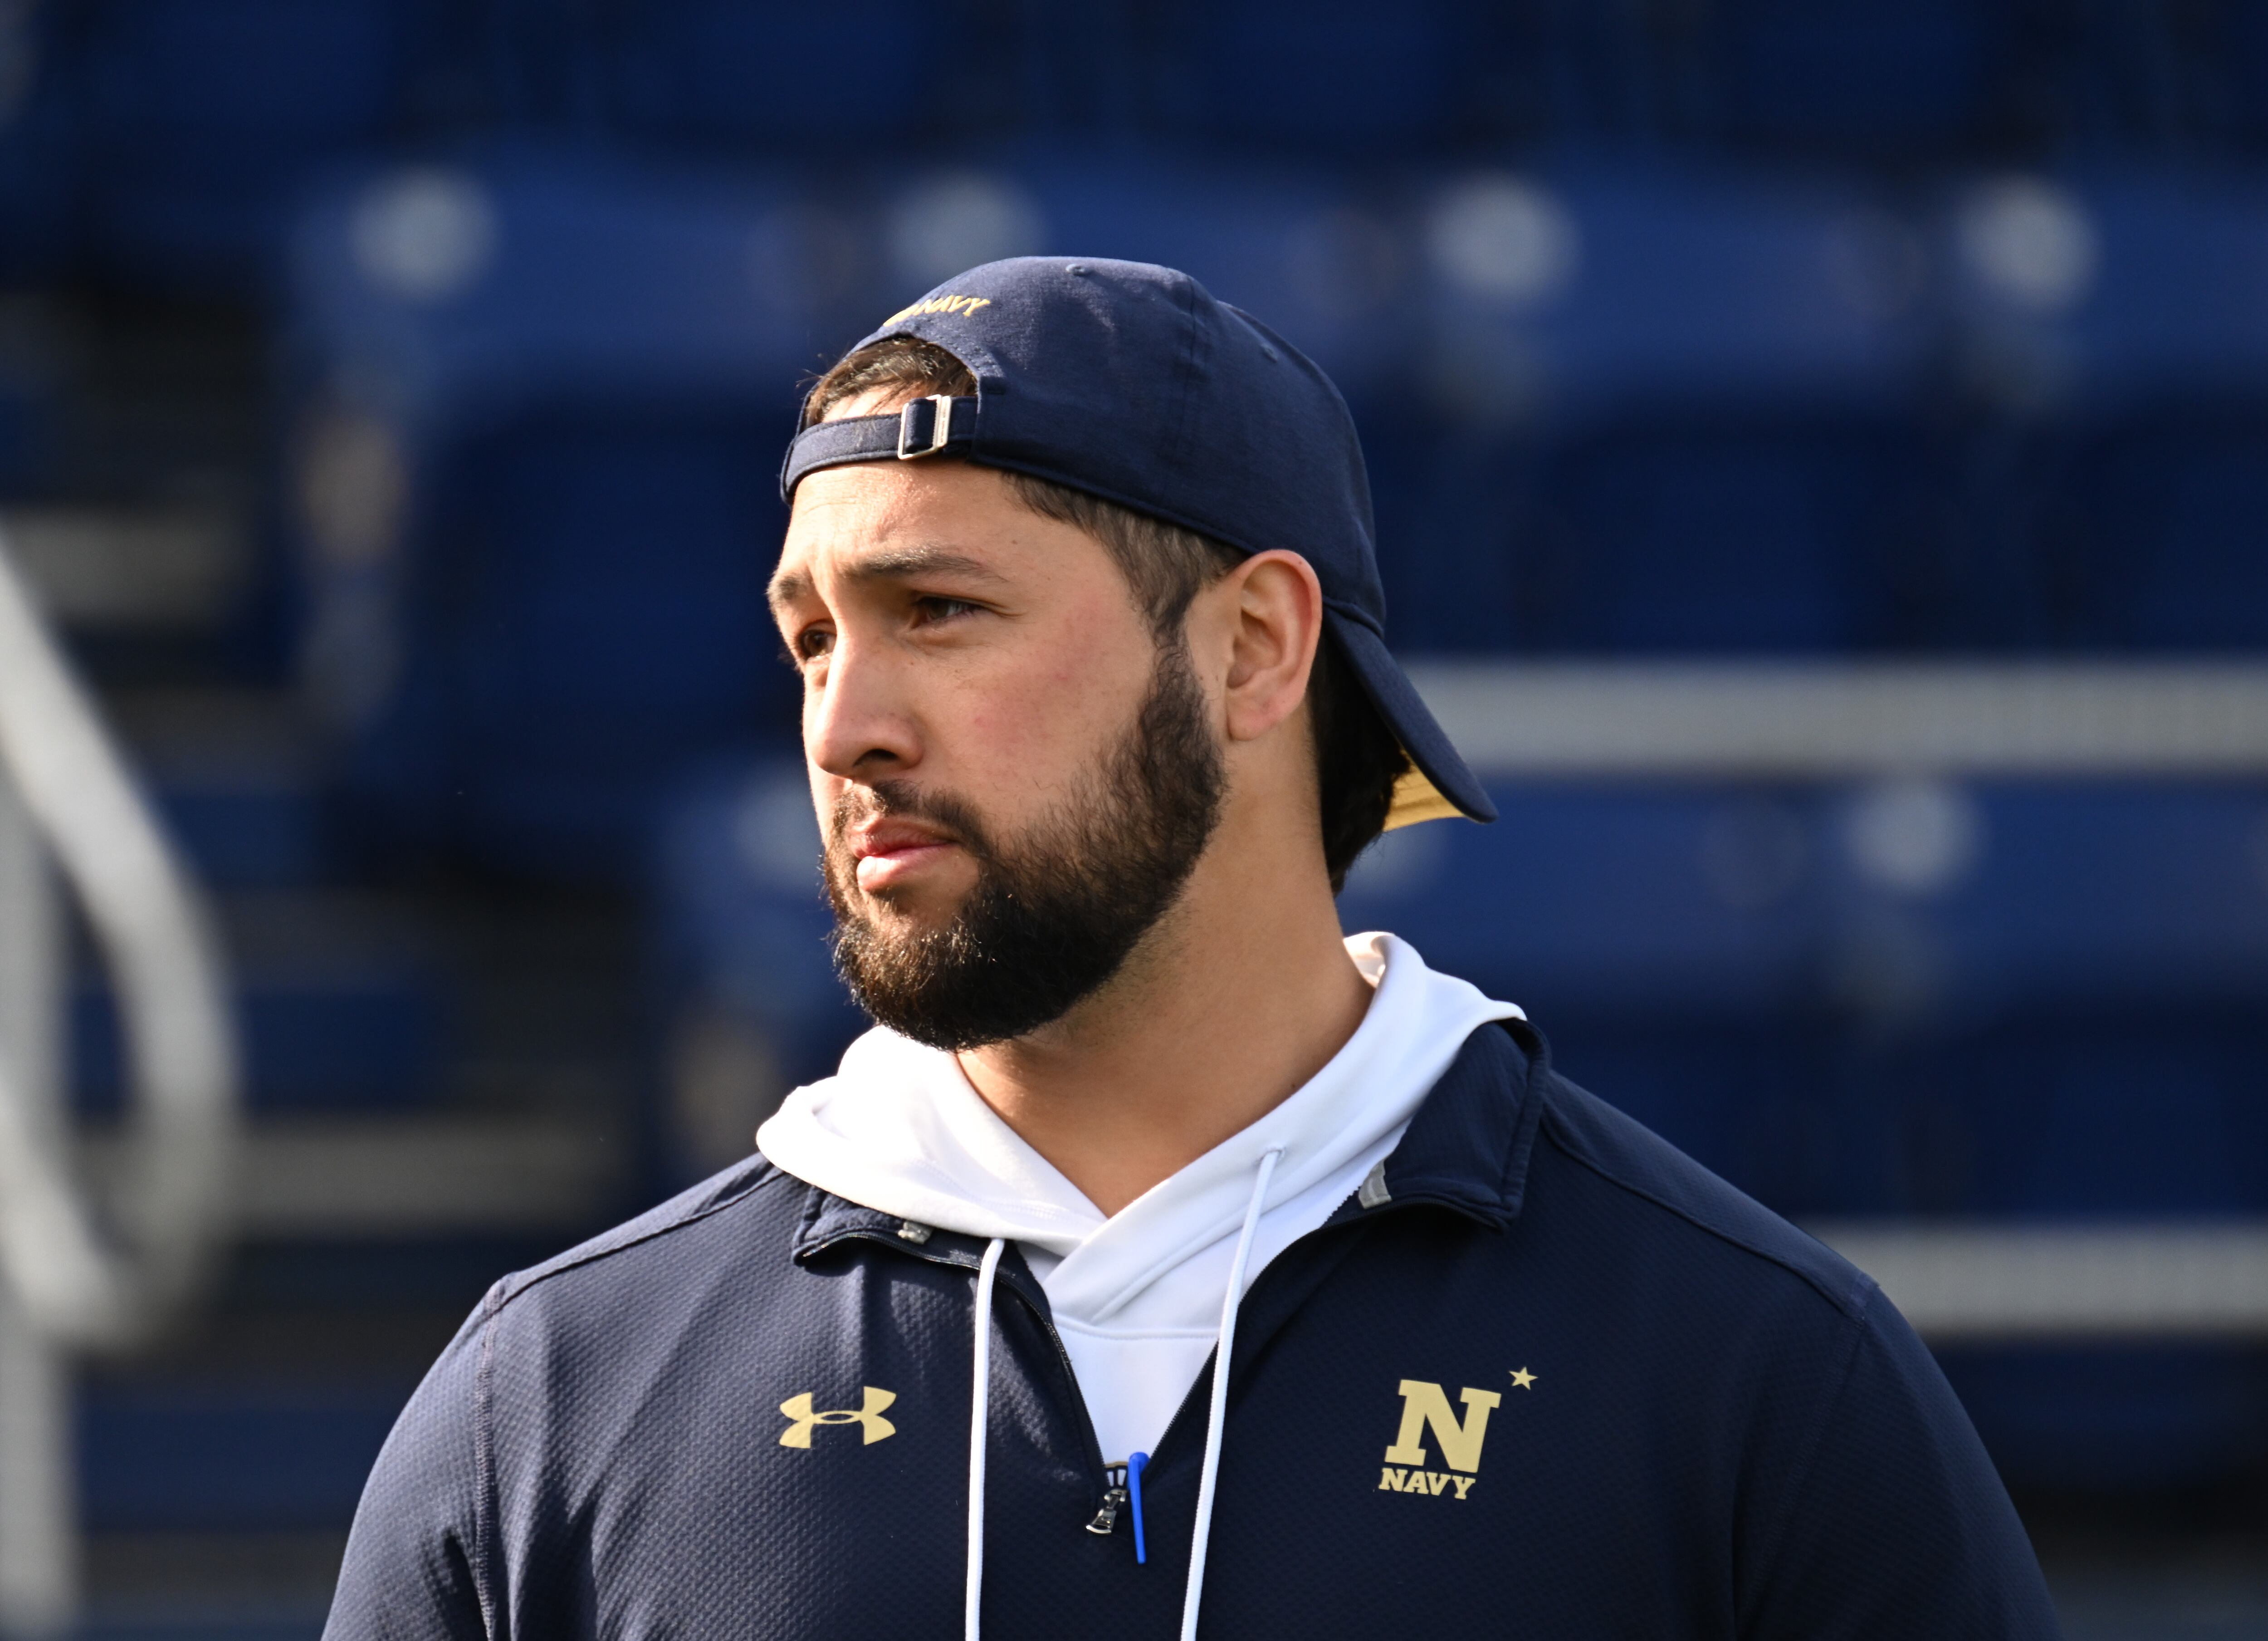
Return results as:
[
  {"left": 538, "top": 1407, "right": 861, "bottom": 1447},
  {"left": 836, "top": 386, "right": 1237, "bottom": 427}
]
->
[
  {"left": 995, "top": 1279, "right": 1124, "bottom": 1530},
  {"left": 1085, "top": 1463, "right": 1129, "bottom": 1534}
]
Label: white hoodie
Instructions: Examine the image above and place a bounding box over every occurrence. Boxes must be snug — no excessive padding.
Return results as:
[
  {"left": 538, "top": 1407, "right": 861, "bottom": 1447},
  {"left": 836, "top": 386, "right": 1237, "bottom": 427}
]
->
[{"left": 755, "top": 931, "right": 1522, "bottom": 1465}]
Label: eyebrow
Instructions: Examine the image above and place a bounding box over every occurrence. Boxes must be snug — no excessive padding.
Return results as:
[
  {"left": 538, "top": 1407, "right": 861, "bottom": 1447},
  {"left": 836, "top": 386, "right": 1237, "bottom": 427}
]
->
[{"left": 767, "top": 544, "right": 1008, "bottom": 612}]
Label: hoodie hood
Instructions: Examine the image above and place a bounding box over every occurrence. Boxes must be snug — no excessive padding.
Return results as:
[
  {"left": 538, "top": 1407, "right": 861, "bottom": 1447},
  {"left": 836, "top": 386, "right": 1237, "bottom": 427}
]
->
[
  {"left": 761, "top": 931, "right": 1525, "bottom": 1641},
  {"left": 758, "top": 931, "right": 1521, "bottom": 1332}
]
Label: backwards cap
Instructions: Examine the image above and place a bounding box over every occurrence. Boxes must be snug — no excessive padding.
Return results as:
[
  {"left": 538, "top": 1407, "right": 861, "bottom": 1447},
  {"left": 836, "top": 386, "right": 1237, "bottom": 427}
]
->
[{"left": 782, "top": 256, "right": 1493, "bottom": 830}]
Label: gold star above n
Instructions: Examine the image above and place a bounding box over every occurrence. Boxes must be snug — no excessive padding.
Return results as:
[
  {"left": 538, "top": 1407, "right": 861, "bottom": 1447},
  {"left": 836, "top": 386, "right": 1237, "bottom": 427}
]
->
[{"left": 1509, "top": 1368, "right": 1537, "bottom": 1390}]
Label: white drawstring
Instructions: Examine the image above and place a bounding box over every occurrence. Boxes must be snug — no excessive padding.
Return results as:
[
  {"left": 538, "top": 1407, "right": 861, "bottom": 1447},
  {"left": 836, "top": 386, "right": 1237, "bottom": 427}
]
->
[
  {"left": 965, "top": 1237, "right": 1005, "bottom": 1641},
  {"left": 1180, "top": 1146, "right": 1283, "bottom": 1641},
  {"left": 963, "top": 1149, "right": 1281, "bottom": 1641}
]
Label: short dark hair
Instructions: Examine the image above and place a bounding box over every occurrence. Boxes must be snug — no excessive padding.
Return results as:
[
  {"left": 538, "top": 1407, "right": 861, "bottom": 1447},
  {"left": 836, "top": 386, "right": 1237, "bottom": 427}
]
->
[{"left": 803, "top": 336, "right": 1408, "bottom": 891}]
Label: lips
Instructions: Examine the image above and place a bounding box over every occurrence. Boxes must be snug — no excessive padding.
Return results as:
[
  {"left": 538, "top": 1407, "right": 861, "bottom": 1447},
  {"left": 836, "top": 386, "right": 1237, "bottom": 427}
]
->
[{"left": 846, "top": 815, "right": 960, "bottom": 894}]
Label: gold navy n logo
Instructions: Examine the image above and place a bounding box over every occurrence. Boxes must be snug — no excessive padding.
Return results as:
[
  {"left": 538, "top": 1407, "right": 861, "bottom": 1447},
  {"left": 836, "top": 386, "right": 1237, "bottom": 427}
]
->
[
  {"left": 779, "top": 1387, "right": 897, "bottom": 1448},
  {"left": 1377, "top": 1379, "right": 1500, "bottom": 1501}
]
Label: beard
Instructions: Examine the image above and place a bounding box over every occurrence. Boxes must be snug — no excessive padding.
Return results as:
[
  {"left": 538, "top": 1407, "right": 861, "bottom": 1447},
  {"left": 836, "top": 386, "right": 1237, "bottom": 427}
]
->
[{"left": 822, "top": 638, "right": 1227, "bottom": 1051}]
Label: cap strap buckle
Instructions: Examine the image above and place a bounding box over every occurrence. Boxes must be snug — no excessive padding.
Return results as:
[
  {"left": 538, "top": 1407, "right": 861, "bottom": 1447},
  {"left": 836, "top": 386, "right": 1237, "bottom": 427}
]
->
[{"left": 896, "top": 394, "right": 958, "bottom": 460}]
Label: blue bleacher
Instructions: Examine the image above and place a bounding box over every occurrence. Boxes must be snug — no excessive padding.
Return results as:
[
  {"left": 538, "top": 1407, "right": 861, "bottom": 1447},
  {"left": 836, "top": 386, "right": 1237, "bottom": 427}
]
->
[
  {"left": 113, "top": 722, "right": 449, "bottom": 1116},
  {"left": 1850, "top": 784, "right": 2268, "bottom": 1017},
  {"left": 646, "top": 758, "right": 864, "bottom": 1185},
  {"left": 650, "top": 761, "right": 848, "bottom": 1076},
  {"left": 73, "top": 968, "right": 442, "bottom": 1115},
  {"left": 1408, "top": 163, "right": 1951, "bottom": 652},
  {"left": 1516, "top": 420, "right": 1949, "bottom": 650},
  {"left": 80, "top": 1383, "right": 406, "bottom": 1531},
  {"left": 0, "top": 0, "right": 76, "bottom": 286},
  {"left": 152, "top": 770, "right": 331, "bottom": 888},
  {"left": 1134, "top": 0, "right": 1680, "bottom": 153},
  {"left": 1339, "top": 783, "right": 1824, "bottom": 1016},
  {"left": 367, "top": 407, "right": 797, "bottom": 874},
  {"left": 1675, "top": 0, "right": 2060, "bottom": 157},
  {"left": 287, "top": 155, "right": 832, "bottom": 877},
  {"left": 1894, "top": 1012, "right": 2268, "bottom": 1218},
  {"left": 1940, "top": 1342, "right": 2268, "bottom": 1492},
  {"left": 73, "top": 1240, "right": 544, "bottom": 1558},
  {"left": 73, "top": 901, "right": 445, "bottom": 1114},
  {"left": 1821, "top": 780, "right": 2268, "bottom": 1244},
  {"left": 2043, "top": 417, "right": 2268, "bottom": 648},
  {"left": 478, "top": 0, "right": 989, "bottom": 146},
  {"left": 0, "top": 340, "right": 58, "bottom": 499},
  {"left": 1142, "top": 0, "right": 1540, "bottom": 154},
  {"left": 0, "top": 4, "right": 71, "bottom": 495},
  {"left": 2156, "top": 0, "right": 2268, "bottom": 149},
  {"left": 1338, "top": 776, "right": 2268, "bottom": 1223},
  {"left": 1950, "top": 169, "right": 2268, "bottom": 649},
  {"left": 596, "top": 0, "right": 983, "bottom": 152},
  {"left": 76, "top": 0, "right": 455, "bottom": 289}
]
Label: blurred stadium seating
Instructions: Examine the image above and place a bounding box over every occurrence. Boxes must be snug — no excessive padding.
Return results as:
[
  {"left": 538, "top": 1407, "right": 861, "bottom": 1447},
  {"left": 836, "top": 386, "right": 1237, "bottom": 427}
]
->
[
  {"left": 284, "top": 154, "right": 829, "bottom": 876},
  {"left": 71, "top": 0, "right": 471, "bottom": 290},
  {"left": 592, "top": 0, "right": 994, "bottom": 152},
  {"left": 647, "top": 759, "right": 861, "bottom": 1181},
  {"left": 1949, "top": 168, "right": 2268, "bottom": 648},
  {"left": 1408, "top": 161, "right": 1950, "bottom": 651},
  {"left": 0, "top": 1, "right": 2263, "bottom": 1633},
  {"left": 1667, "top": 0, "right": 2071, "bottom": 159}
]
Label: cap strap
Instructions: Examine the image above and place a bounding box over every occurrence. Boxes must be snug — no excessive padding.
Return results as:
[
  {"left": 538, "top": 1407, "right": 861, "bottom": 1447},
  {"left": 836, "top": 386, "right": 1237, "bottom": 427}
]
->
[{"left": 780, "top": 396, "right": 979, "bottom": 501}]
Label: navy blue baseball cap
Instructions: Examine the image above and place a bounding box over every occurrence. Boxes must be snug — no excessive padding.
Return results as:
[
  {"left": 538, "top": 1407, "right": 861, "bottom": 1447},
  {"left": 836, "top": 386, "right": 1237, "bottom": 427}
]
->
[{"left": 781, "top": 256, "right": 1494, "bottom": 829}]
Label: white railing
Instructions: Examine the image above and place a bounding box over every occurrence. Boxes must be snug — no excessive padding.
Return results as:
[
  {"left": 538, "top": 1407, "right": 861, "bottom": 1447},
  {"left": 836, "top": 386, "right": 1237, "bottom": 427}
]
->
[
  {"left": 1813, "top": 1222, "right": 2268, "bottom": 1341},
  {"left": 0, "top": 528, "right": 241, "bottom": 1631},
  {"left": 1407, "top": 658, "right": 2268, "bottom": 777}
]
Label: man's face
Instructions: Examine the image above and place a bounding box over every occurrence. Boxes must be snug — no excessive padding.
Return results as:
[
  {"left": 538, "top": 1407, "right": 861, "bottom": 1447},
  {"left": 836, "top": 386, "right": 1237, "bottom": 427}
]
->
[{"left": 770, "top": 457, "right": 1225, "bottom": 1048}]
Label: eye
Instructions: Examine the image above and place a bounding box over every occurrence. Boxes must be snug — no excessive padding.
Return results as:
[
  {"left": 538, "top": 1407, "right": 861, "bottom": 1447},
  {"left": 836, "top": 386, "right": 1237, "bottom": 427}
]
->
[
  {"left": 785, "top": 627, "right": 834, "bottom": 667},
  {"left": 912, "top": 596, "right": 982, "bottom": 626}
]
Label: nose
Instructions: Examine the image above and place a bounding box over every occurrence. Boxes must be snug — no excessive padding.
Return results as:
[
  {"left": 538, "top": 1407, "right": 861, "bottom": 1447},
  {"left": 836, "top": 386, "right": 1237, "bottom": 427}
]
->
[{"left": 803, "top": 633, "right": 922, "bottom": 783}]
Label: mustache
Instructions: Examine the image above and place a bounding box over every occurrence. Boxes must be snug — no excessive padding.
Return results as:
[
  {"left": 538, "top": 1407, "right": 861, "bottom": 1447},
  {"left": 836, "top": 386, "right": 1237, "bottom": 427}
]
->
[{"left": 827, "top": 780, "right": 997, "bottom": 865}]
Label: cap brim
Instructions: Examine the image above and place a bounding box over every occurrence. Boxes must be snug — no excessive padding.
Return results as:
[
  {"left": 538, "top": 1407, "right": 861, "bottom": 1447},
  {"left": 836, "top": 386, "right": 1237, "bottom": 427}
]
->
[{"left": 1325, "top": 611, "right": 1496, "bottom": 826}]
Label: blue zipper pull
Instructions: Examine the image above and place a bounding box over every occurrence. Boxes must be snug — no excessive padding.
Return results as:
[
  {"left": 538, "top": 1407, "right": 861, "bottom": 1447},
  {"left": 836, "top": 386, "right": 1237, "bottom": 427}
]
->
[{"left": 1127, "top": 1451, "right": 1149, "bottom": 1565}]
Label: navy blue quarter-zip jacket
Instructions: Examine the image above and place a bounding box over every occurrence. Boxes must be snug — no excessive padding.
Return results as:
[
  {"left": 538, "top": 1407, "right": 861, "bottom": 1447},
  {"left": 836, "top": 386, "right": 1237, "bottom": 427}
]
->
[{"left": 325, "top": 1022, "right": 2061, "bottom": 1639}]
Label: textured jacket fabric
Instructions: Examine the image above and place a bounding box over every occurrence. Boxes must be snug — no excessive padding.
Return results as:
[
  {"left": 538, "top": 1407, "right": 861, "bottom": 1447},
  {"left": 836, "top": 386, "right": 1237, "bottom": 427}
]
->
[{"left": 324, "top": 1021, "right": 2063, "bottom": 1640}]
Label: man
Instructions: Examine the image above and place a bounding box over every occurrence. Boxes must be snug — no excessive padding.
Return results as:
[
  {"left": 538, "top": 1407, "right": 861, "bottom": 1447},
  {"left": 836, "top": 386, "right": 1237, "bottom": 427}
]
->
[{"left": 327, "top": 258, "right": 2061, "bottom": 1639}]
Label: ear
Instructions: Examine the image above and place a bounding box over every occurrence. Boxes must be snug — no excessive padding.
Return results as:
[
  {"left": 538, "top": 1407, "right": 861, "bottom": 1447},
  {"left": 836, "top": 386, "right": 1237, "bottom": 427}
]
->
[{"left": 1214, "top": 550, "right": 1325, "bottom": 745}]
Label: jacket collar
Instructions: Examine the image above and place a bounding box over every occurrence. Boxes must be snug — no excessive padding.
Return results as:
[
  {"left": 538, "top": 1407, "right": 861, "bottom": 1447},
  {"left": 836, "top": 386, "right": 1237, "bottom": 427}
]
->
[
  {"left": 792, "top": 1180, "right": 1055, "bottom": 1310},
  {"left": 788, "top": 1014, "right": 1550, "bottom": 1266},
  {"left": 1348, "top": 1015, "right": 1549, "bottom": 1231}
]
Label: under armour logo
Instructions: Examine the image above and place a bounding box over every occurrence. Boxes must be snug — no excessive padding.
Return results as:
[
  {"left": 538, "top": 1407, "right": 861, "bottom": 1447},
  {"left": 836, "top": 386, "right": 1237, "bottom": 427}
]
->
[{"left": 778, "top": 1387, "right": 897, "bottom": 1448}]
